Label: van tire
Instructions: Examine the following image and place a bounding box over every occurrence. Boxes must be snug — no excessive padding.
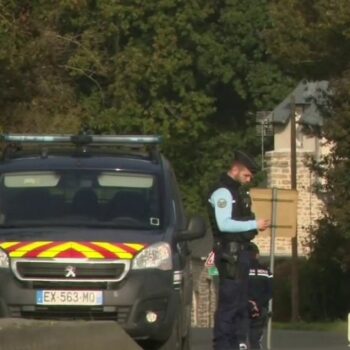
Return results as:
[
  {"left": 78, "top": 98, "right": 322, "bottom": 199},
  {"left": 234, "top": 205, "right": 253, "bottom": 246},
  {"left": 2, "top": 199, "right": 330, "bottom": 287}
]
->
[
  {"left": 181, "top": 327, "right": 191, "bottom": 350},
  {"left": 140, "top": 317, "right": 182, "bottom": 350},
  {"left": 158, "top": 317, "right": 181, "bottom": 350}
]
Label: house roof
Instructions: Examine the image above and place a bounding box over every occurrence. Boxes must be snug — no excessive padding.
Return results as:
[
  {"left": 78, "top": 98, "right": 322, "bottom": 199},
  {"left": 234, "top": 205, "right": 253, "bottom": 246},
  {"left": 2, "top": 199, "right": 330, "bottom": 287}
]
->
[{"left": 269, "top": 80, "right": 328, "bottom": 126}]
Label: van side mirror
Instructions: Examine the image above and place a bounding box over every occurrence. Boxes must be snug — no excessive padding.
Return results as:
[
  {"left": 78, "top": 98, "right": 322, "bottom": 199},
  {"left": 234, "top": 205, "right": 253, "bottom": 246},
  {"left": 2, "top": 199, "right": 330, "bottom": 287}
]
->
[{"left": 177, "top": 215, "right": 206, "bottom": 241}]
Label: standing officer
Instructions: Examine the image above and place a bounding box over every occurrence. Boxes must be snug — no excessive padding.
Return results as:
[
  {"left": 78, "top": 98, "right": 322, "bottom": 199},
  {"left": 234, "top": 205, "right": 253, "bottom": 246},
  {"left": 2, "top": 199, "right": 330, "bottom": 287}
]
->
[
  {"left": 247, "top": 242, "right": 273, "bottom": 349},
  {"left": 208, "top": 151, "right": 269, "bottom": 350}
]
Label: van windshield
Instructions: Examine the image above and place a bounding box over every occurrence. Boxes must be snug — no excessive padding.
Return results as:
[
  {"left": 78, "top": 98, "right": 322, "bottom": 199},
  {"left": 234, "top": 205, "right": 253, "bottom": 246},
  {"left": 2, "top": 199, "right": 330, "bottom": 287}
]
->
[{"left": 0, "top": 170, "right": 162, "bottom": 230}]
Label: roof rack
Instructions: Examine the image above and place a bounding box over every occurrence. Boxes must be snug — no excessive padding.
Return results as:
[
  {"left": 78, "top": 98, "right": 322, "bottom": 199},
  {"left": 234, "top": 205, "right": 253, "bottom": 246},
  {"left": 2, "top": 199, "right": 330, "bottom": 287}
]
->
[{"left": 0, "top": 134, "right": 163, "bottom": 162}]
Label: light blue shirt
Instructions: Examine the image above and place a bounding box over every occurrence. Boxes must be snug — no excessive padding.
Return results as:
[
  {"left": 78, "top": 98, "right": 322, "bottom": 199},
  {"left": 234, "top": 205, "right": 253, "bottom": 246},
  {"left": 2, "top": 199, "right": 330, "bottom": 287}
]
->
[{"left": 209, "top": 187, "right": 257, "bottom": 233}]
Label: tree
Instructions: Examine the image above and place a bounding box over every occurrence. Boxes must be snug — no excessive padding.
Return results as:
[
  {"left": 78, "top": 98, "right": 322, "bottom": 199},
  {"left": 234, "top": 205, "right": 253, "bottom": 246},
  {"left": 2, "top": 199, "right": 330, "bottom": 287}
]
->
[
  {"left": 268, "top": 0, "right": 350, "bottom": 320},
  {"left": 0, "top": 0, "right": 293, "bottom": 213},
  {"left": 0, "top": 1, "right": 82, "bottom": 133},
  {"left": 267, "top": 0, "right": 350, "bottom": 79},
  {"left": 268, "top": 0, "right": 350, "bottom": 244}
]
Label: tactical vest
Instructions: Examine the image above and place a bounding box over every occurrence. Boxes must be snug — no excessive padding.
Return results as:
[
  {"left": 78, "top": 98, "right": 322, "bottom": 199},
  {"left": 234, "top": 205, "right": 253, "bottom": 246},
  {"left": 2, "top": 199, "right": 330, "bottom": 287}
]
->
[{"left": 209, "top": 173, "right": 257, "bottom": 243}]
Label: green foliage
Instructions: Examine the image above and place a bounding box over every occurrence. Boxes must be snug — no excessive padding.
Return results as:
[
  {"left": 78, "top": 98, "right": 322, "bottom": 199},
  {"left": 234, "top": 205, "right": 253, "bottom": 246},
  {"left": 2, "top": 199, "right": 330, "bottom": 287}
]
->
[
  {"left": 268, "top": 0, "right": 350, "bottom": 242},
  {"left": 274, "top": 249, "right": 350, "bottom": 322},
  {"left": 267, "top": 0, "right": 350, "bottom": 78},
  {"left": 268, "top": 0, "right": 350, "bottom": 321},
  {"left": 272, "top": 259, "right": 292, "bottom": 321},
  {"left": 298, "top": 220, "right": 350, "bottom": 321},
  {"left": 0, "top": 0, "right": 292, "bottom": 214},
  {"left": 0, "top": 1, "right": 82, "bottom": 133}
]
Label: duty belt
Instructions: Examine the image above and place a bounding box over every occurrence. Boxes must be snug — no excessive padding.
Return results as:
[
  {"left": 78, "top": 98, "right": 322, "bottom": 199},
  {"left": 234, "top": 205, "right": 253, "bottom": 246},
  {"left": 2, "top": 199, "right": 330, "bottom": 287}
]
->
[{"left": 213, "top": 237, "right": 249, "bottom": 251}]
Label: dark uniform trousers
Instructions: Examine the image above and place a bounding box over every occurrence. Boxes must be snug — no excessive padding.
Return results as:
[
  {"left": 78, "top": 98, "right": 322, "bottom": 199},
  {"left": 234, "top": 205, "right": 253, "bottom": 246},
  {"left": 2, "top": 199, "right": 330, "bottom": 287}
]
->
[
  {"left": 247, "top": 260, "right": 272, "bottom": 350},
  {"left": 249, "top": 307, "right": 268, "bottom": 349},
  {"left": 213, "top": 245, "right": 250, "bottom": 350}
]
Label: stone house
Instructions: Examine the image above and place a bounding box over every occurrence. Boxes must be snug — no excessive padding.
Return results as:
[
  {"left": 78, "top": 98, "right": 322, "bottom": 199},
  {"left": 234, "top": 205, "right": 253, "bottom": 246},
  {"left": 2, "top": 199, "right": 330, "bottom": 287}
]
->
[
  {"left": 189, "top": 227, "right": 216, "bottom": 328},
  {"left": 253, "top": 80, "right": 329, "bottom": 257},
  {"left": 190, "top": 80, "right": 330, "bottom": 327}
]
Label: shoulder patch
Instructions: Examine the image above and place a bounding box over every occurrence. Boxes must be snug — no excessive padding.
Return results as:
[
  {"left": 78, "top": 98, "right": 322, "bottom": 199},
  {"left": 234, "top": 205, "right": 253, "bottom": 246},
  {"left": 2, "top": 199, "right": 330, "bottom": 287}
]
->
[{"left": 217, "top": 198, "right": 227, "bottom": 208}]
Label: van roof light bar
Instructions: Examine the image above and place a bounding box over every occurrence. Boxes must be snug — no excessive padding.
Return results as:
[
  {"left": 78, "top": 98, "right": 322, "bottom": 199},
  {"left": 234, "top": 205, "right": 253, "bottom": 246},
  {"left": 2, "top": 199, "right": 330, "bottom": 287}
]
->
[{"left": 0, "top": 134, "right": 162, "bottom": 145}]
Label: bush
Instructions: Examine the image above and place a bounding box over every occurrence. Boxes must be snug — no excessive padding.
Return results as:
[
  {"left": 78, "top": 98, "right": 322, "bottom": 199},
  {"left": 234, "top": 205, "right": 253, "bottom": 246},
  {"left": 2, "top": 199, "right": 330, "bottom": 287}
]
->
[{"left": 272, "top": 241, "right": 350, "bottom": 322}]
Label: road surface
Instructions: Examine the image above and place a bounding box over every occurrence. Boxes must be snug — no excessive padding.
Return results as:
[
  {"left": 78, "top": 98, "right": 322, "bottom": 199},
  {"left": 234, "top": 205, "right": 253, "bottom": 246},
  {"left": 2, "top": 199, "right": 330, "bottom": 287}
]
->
[
  {"left": 191, "top": 327, "right": 348, "bottom": 350},
  {"left": 0, "top": 321, "right": 348, "bottom": 350}
]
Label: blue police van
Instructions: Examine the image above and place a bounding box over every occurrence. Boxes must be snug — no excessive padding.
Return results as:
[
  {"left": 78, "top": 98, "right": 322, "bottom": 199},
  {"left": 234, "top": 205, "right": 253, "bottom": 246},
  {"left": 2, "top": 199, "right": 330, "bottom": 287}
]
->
[{"left": 0, "top": 134, "right": 205, "bottom": 349}]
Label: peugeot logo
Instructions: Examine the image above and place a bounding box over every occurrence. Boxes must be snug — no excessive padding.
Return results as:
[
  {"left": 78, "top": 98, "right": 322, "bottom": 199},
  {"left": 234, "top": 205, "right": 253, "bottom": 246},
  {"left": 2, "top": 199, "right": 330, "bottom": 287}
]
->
[{"left": 65, "top": 265, "right": 76, "bottom": 278}]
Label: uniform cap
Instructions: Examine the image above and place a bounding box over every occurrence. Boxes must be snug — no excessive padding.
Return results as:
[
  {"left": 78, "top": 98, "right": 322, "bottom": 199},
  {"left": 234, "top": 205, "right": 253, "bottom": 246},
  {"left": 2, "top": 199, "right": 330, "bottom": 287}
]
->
[{"left": 234, "top": 150, "right": 259, "bottom": 174}]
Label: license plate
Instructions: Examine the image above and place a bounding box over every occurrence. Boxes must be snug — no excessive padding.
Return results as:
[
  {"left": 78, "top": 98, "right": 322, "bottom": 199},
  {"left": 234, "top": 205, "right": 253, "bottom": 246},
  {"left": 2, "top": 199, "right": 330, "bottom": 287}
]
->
[{"left": 36, "top": 290, "right": 103, "bottom": 306}]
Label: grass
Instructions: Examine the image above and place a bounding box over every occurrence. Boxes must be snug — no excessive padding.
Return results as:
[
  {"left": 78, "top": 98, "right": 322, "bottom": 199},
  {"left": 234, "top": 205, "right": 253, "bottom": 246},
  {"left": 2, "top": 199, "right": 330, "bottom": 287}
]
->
[{"left": 272, "top": 321, "right": 348, "bottom": 333}]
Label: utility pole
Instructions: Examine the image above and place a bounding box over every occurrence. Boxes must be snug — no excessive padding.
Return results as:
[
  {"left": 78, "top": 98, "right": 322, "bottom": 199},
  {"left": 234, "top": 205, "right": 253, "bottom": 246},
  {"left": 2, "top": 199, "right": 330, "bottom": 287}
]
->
[
  {"left": 261, "top": 121, "right": 265, "bottom": 170},
  {"left": 267, "top": 187, "right": 278, "bottom": 350},
  {"left": 290, "top": 96, "right": 300, "bottom": 322},
  {"left": 255, "top": 111, "right": 273, "bottom": 171}
]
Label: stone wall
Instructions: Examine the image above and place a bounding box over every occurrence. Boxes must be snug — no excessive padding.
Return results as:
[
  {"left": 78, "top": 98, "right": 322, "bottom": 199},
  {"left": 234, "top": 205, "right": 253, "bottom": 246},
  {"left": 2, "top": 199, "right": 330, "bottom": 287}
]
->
[
  {"left": 191, "top": 259, "right": 217, "bottom": 328},
  {"left": 254, "top": 150, "right": 325, "bottom": 256}
]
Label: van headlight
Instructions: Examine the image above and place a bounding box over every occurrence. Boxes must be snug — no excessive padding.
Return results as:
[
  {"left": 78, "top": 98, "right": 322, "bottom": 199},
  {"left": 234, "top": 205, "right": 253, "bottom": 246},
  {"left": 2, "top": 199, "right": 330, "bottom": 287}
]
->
[
  {"left": 0, "top": 249, "right": 9, "bottom": 268},
  {"left": 132, "top": 242, "right": 172, "bottom": 271}
]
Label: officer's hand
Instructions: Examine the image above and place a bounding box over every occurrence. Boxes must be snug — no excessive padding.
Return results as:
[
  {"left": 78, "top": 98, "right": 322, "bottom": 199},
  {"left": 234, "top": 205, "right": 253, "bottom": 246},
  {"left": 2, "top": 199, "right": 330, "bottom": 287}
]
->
[
  {"left": 257, "top": 219, "right": 270, "bottom": 231},
  {"left": 248, "top": 300, "right": 260, "bottom": 318}
]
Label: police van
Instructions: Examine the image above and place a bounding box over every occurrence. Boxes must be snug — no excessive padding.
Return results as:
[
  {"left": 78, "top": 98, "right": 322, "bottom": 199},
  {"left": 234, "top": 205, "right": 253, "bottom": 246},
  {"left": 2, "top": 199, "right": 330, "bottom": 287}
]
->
[{"left": 0, "top": 134, "right": 205, "bottom": 350}]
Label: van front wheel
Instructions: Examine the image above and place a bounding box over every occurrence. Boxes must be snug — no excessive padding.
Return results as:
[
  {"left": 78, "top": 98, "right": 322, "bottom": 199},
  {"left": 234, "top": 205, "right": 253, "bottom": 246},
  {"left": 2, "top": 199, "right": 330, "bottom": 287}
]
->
[{"left": 158, "top": 317, "right": 181, "bottom": 350}]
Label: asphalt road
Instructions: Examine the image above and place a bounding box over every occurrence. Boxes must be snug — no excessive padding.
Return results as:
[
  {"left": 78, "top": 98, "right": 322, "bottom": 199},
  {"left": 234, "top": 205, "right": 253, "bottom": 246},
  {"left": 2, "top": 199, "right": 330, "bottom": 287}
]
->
[
  {"left": 0, "top": 319, "right": 142, "bottom": 350},
  {"left": 192, "top": 327, "right": 349, "bottom": 350},
  {"left": 0, "top": 320, "right": 348, "bottom": 350}
]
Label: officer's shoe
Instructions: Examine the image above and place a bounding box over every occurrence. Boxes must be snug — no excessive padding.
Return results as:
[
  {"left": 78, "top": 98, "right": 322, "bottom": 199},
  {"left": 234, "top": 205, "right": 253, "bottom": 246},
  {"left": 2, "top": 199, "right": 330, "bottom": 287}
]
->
[{"left": 239, "top": 343, "right": 248, "bottom": 350}]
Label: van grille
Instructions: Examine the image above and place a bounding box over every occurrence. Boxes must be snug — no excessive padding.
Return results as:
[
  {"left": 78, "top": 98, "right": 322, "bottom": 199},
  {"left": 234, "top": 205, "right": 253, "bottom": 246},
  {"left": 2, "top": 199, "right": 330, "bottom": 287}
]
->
[{"left": 12, "top": 259, "right": 130, "bottom": 282}]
